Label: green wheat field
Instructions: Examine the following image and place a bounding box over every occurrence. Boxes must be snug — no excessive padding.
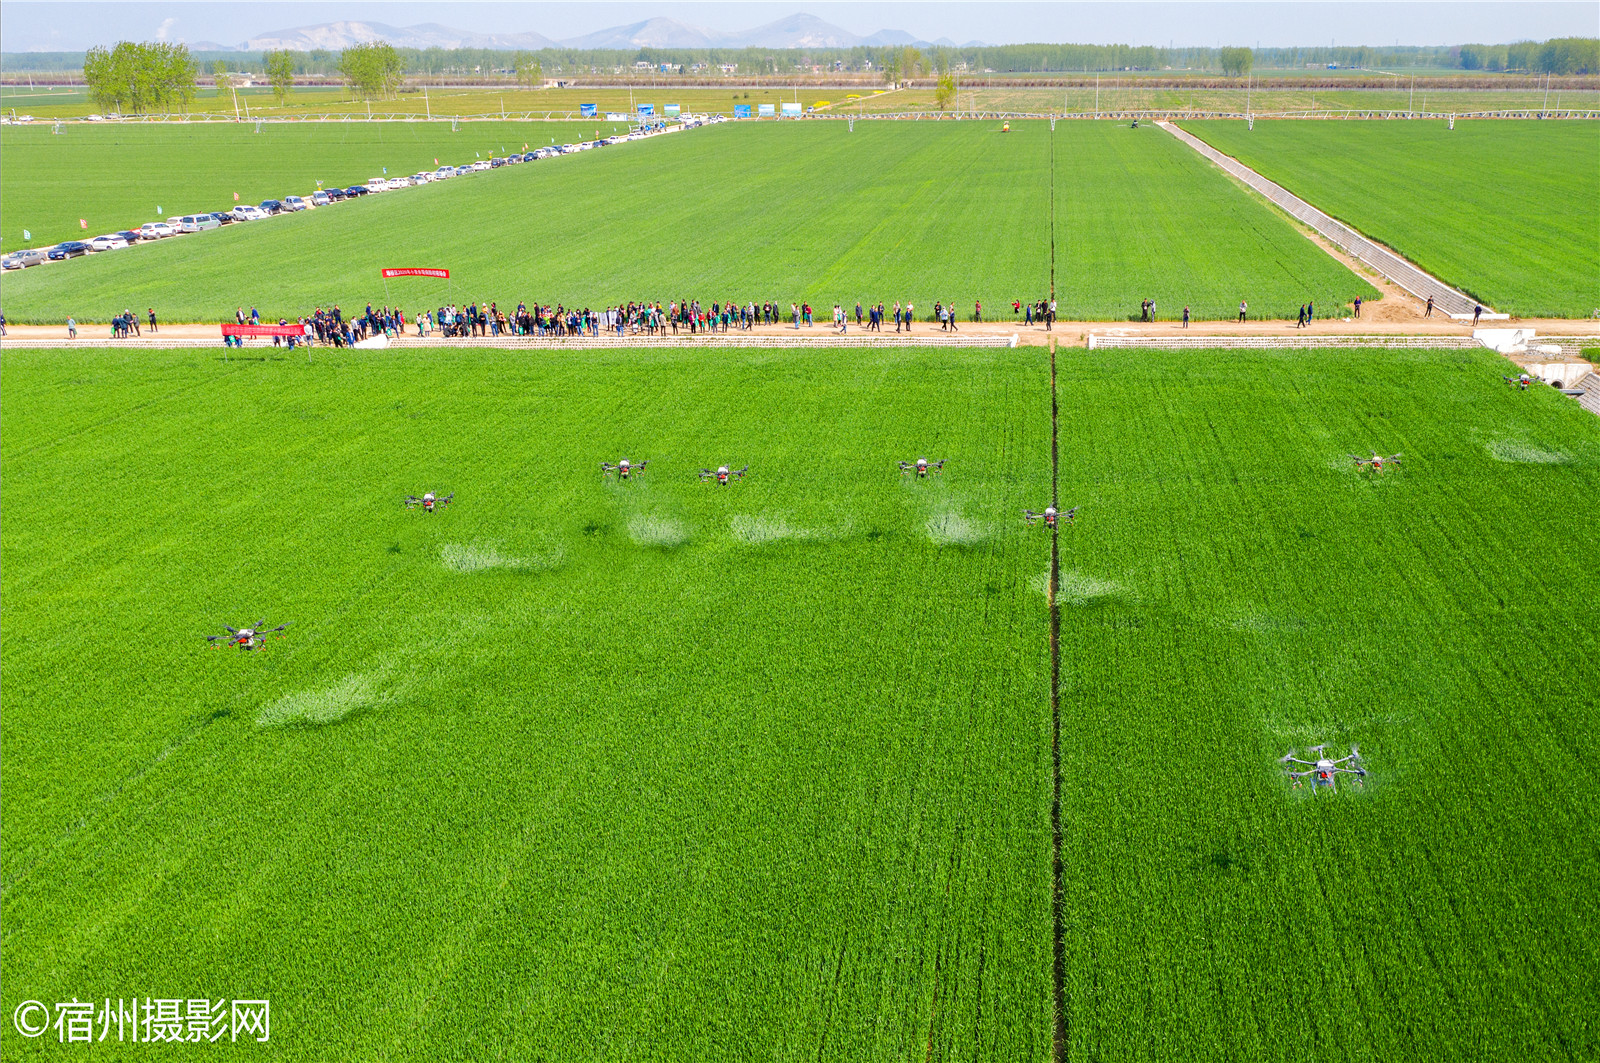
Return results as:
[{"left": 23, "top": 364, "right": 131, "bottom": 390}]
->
[{"left": 3, "top": 343, "right": 1596, "bottom": 1060}]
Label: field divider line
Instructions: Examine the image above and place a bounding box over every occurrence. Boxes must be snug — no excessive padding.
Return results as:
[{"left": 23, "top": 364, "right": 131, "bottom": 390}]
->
[
  {"left": 1048, "top": 335, "right": 1068, "bottom": 1063},
  {"left": 1157, "top": 121, "right": 1502, "bottom": 319}
]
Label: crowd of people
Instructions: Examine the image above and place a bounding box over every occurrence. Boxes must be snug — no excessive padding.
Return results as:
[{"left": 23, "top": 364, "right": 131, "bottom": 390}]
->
[{"left": 241, "top": 296, "right": 1067, "bottom": 345}]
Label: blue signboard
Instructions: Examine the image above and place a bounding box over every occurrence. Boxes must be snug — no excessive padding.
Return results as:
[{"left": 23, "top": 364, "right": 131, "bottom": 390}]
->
[
  {"left": 580, "top": 103, "right": 597, "bottom": 117},
  {"left": 638, "top": 104, "right": 654, "bottom": 117},
  {"left": 734, "top": 104, "right": 752, "bottom": 119},
  {"left": 757, "top": 103, "right": 776, "bottom": 117}
]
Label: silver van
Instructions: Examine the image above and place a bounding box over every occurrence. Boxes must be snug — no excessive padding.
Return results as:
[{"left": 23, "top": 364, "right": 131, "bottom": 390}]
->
[{"left": 175, "top": 213, "right": 223, "bottom": 233}]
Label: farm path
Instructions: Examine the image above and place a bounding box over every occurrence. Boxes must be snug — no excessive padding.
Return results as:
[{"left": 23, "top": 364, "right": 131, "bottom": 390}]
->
[{"left": 5, "top": 316, "right": 1597, "bottom": 349}]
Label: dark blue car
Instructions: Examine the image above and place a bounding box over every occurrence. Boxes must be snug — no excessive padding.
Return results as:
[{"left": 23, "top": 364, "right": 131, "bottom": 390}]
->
[{"left": 48, "top": 241, "right": 89, "bottom": 260}]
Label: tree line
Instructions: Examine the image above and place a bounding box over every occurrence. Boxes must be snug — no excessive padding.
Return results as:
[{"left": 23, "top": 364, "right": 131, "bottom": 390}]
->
[
  {"left": 61, "top": 35, "right": 1600, "bottom": 104},
  {"left": 1459, "top": 38, "right": 1600, "bottom": 75}
]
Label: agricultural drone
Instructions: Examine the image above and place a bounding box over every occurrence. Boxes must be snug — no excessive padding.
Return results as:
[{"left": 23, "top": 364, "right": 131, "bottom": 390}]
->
[
  {"left": 1503, "top": 373, "right": 1532, "bottom": 390},
  {"left": 699, "top": 464, "right": 748, "bottom": 484},
  {"left": 1024, "top": 505, "right": 1075, "bottom": 528},
  {"left": 404, "top": 491, "right": 453, "bottom": 512},
  {"left": 602, "top": 458, "right": 647, "bottom": 480},
  {"left": 899, "top": 457, "right": 946, "bottom": 478},
  {"left": 1351, "top": 452, "right": 1401, "bottom": 473},
  {"left": 206, "top": 620, "right": 292, "bottom": 650},
  {"left": 1280, "top": 744, "right": 1366, "bottom": 792}
]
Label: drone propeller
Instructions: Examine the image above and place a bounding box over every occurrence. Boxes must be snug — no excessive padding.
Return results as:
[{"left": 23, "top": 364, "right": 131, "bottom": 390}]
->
[
  {"left": 267, "top": 621, "right": 292, "bottom": 634},
  {"left": 1308, "top": 744, "right": 1326, "bottom": 755},
  {"left": 1279, "top": 751, "right": 1298, "bottom": 763}
]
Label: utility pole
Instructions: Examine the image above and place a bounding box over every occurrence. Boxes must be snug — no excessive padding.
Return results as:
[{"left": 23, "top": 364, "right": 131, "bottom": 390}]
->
[
  {"left": 1094, "top": 74, "right": 1099, "bottom": 117},
  {"left": 1542, "top": 73, "right": 1550, "bottom": 115},
  {"left": 1408, "top": 76, "right": 1414, "bottom": 115}
]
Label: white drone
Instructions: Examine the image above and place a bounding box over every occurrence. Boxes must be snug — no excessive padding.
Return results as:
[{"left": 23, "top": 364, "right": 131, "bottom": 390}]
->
[
  {"left": 1024, "top": 505, "right": 1076, "bottom": 528},
  {"left": 602, "top": 458, "right": 647, "bottom": 480},
  {"left": 698, "top": 464, "right": 748, "bottom": 484},
  {"left": 1351, "top": 452, "right": 1401, "bottom": 473},
  {"left": 1280, "top": 744, "right": 1366, "bottom": 792},
  {"left": 899, "top": 457, "right": 946, "bottom": 478},
  {"left": 405, "top": 491, "right": 453, "bottom": 512},
  {"left": 206, "top": 619, "right": 292, "bottom": 650}
]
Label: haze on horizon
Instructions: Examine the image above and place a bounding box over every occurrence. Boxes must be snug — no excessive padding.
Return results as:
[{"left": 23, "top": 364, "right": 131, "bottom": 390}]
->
[{"left": 2, "top": 0, "right": 1595, "bottom": 52}]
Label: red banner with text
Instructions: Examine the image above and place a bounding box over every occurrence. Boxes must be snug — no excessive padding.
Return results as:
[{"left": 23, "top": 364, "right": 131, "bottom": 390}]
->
[
  {"left": 381, "top": 268, "right": 450, "bottom": 279},
  {"left": 221, "top": 324, "right": 305, "bottom": 337}
]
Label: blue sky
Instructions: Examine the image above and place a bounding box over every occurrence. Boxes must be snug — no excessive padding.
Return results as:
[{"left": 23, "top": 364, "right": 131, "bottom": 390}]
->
[{"left": 3, "top": 1, "right": 1595, "bottom": 51}]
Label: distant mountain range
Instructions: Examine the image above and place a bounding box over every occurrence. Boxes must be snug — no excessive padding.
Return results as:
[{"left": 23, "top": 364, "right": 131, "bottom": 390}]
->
[{"left": 235, "top": 13, "right": 978, "bottom": 53}]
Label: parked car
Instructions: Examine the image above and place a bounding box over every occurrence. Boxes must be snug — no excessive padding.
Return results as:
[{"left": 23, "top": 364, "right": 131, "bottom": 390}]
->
[
  {"left": 470, "top": 160, "right": 491, "bottom": 171},
  {"left": 434, "top": 166, "right": 454, "bottom": 179},
  {"left": 260, "top": 199, "right": 284, "bottom": 214},
  {"left": 139, "top": 221, "right": 176, "bottom": 239},
  {"left": 87, "top": 233, "right": 131, "bottom": 252},
  {"left": 209, "top": 212, "right": 236, "bottom": 225},
  {"left": 115, "top": 229, "right": 144, "bottom": 244},
  {"left": 310, "top": 190, "right": 331, "bottom": 206},
  {"left": 48, "top": 241, "right": 90, "bottom": 260},
  {"left": 3, "top": 248, "right": 50, "bottom": 268},
  {"left": 344, "top": 186, "right": 369, "bottom": 197},
  {"left": 175, "top": 213, "right": 222, "bottom": 233},
  {"left": 281, "top": 196, "right": 308, "bottom": 211},
  {"left": 505, "top": 154, "right": 523, "bottom": 164},
  {"left": 489, "top": 156, "right": 505, "bottom": 168},
  {"left": 231, "top": 204, "right": 268, "bottom": 221},
  {"left": 325, "top": 187, "right": 349, "bottom": 201}
]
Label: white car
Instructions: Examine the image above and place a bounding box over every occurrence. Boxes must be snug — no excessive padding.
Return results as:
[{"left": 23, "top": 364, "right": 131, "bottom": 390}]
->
[
  {"left": 433, "top": 167, "right": 454, "bottom": 179},
  {"left": 87, "top": 233, "right": 130, "bottom": 252},
  {"left": 139, "top": 221, "right": 176, "bottom": 239},
  {"left": 470, "top": 160, "right": 491, "bottom": 171},
  {"left": 281, "top": 196, "right": 308, "bottom": 211},
  {"left": 85, "top": 113, "right": 104, "bottom": 122},
  {"left": 231, "top": 204, "right": 268, "bottom": 221}
]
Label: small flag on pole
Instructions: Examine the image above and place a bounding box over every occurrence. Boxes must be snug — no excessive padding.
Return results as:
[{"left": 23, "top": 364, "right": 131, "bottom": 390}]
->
[
  {"left": 156, "top": 206, "right": 162, "bottom": 215},
  {"left": 233, "top": 192, "right": 240, "bottom": 201},
  {"left": 434, "top": 157, "right": 439, "bottom": 164},
  {"left": 382, "top": 167, "right": 387, "bottom": 174},
  {"left": 23, "top": 229, "right": 31, "bottom": 240},
  {"left": 79, "top": 218, "right": 88, "bottom": 229}
]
